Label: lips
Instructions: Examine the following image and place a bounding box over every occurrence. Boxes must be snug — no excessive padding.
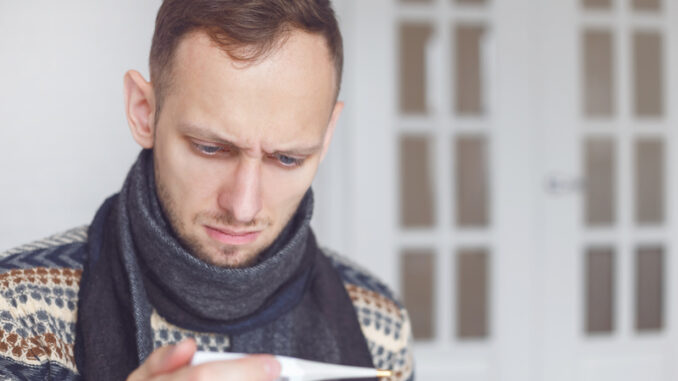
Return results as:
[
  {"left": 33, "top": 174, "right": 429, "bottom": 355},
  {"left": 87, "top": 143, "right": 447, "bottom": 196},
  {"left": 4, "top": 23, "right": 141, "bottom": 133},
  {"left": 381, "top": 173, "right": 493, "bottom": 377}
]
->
[{"left": 204, "top": 225, "right": 261, "bottom": 245}]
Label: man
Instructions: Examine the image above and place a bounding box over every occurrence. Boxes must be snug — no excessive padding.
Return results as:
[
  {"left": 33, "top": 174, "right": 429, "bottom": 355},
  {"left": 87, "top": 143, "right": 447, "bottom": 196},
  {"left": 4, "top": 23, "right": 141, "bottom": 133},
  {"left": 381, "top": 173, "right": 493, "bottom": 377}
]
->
[{"left": 0, "top": 1, "right": 413, "bottom": 380}]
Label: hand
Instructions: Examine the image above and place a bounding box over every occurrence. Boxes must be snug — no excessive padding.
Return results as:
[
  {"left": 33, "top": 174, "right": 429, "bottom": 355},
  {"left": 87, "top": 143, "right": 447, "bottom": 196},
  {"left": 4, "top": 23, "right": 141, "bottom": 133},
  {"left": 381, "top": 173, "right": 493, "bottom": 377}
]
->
[{"left": 127, "top": 338, "right": 281, "bottom": 381}]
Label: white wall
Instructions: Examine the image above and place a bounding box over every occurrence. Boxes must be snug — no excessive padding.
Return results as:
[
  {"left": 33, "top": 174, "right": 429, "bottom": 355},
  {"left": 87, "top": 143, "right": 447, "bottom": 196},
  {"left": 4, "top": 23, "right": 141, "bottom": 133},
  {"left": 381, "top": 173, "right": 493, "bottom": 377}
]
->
[
  {"left": 0, "top": 1, "right": 163, "bottom": 250},
  {"left": 0, "top": 1, "right": 355, "bottom": 254}
]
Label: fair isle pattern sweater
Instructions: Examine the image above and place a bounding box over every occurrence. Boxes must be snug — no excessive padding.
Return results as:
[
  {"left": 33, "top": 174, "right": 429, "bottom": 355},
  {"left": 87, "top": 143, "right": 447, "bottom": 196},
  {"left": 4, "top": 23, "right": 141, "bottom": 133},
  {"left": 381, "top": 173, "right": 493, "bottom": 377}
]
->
[{"left": 0, "top": 227, "right": 414, "bottom": 380}]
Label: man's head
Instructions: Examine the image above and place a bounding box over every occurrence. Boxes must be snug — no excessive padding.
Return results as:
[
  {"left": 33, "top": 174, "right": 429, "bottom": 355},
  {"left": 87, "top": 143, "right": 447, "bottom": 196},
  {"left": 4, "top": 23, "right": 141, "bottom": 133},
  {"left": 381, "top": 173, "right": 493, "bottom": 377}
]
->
[{"left": 123, "top": 0, "right": 343, "bottom": 268}]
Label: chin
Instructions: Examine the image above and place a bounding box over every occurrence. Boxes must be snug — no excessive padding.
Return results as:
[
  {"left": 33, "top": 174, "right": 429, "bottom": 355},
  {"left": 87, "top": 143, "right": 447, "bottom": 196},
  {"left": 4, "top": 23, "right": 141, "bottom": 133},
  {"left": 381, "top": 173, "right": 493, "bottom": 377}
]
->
[{"left": 200, "top": 246, "right": 259, "bottom": 268}]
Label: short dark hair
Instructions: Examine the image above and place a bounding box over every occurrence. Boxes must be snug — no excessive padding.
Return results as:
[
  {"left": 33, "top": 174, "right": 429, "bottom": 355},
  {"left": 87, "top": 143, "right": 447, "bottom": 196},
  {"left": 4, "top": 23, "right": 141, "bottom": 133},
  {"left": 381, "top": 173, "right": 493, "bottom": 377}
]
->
[{"left": 149, "top": 0, "right": 343, "bottom": 112}]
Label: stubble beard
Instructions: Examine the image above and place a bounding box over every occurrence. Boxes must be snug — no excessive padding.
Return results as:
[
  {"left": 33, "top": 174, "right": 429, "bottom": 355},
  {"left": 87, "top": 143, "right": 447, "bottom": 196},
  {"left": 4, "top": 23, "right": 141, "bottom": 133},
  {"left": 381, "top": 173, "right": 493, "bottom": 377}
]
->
[{"left": 153, "top": 163, "right": 270, "bottom": 268}]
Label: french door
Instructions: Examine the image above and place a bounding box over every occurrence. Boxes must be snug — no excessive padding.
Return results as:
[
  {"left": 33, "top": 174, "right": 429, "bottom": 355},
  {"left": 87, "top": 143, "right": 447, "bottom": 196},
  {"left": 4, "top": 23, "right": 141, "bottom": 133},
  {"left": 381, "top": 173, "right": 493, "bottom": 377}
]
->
[{"left": 333, "top": 0, "right": 678, "bottom": 380}]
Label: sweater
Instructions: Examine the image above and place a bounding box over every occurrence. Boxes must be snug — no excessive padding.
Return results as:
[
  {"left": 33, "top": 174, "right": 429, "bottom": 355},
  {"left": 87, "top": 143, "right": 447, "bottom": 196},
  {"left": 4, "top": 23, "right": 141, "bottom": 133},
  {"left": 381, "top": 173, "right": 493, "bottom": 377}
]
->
[{"left": 0, "top": 226, "right": 414, "bottom": 380}]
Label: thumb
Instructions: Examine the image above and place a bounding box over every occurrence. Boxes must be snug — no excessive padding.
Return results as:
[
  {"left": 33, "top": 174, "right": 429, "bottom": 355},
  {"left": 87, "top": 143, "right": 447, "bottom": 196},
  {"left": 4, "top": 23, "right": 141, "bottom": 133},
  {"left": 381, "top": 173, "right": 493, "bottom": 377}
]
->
[{"left": 127, "top": 338, "right": 197, "bottom": 380}]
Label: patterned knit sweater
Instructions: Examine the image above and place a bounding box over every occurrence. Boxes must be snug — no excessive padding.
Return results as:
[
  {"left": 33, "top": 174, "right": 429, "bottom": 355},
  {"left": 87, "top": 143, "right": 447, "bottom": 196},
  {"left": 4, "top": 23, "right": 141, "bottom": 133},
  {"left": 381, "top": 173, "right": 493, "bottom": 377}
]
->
[{"left": 0, "top": 226, "right": 414, "bottom": 380}]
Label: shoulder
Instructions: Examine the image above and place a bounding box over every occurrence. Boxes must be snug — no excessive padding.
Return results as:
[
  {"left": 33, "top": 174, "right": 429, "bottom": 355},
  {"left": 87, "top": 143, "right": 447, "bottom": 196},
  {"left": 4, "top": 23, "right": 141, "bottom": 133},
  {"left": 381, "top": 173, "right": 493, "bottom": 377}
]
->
[
  {"left": 1, "top": 225, "right": 88, "bottom": 266},
  {"left": 321, "top": 248, "right": 415, "bottom": 381},
  {"left": 0, "top": 226, "right": 88, "bottom": 380}
]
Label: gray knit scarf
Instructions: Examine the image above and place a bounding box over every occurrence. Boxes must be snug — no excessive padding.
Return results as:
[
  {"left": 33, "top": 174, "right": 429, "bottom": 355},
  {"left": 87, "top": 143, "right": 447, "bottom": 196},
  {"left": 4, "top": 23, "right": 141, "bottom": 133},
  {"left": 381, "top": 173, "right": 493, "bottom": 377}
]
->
[{"left": 75, "top": 150, "right": 375, "bottom": 380}]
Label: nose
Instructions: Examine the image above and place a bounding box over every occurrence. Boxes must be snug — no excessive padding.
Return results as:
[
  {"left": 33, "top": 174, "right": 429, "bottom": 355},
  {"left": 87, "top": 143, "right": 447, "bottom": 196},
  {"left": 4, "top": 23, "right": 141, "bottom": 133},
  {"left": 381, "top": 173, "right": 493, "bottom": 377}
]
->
[{"left": 217, "top": 157, "right": 262, "bottom": 223}]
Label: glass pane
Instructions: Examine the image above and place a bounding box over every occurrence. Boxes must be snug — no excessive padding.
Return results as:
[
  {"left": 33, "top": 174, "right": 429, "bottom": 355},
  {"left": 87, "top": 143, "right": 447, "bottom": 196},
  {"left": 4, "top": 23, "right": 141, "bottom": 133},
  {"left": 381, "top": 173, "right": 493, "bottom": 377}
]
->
[
  {"left": 455, "top": 25, "right": 487, "bottom": 115},
  {"left": 583, "top": 0, "right": 612, "bottom": 9},
  {"left": 400, "top": 136, "right": 435, "bottom": 227},
  {"left": 636, "top": 246, "right": 664, "bottom": 331},
  {"left": 400, "top": 23, "right": 434, "bottom": 114},
  {"left": 635, "top": 139, "right": 664, "bottom": 225},
  {"left": 633, "top": 0, "right": 661, "bottom": 11},
  {"left": 586, "top": 247, "right": 615, "bottom": 334},
  {"left": 455, "top": 136, "right": 489, "bottom": 227},
  {"left": 456, "top": 249, "right": 489, "bottom": 339},
  {"left": 583, "top": 30, "right": 614, "bottom": 117},
  {"left": 633, "top": 31, "right": 663, "bottom": 117},
  {"left": 402, "top": 250, "right": 435, "bottom": 339},
  {"left": 585, "top": 138, "right": 616, "bottom": 226}
]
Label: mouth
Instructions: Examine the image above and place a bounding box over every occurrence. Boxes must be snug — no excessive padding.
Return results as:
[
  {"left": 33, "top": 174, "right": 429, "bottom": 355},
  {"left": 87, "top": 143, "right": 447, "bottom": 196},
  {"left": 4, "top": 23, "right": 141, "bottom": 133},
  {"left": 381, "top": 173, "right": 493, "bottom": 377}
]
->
[{"left": 204, "top": 225, "right": 261, "bottom": 245}]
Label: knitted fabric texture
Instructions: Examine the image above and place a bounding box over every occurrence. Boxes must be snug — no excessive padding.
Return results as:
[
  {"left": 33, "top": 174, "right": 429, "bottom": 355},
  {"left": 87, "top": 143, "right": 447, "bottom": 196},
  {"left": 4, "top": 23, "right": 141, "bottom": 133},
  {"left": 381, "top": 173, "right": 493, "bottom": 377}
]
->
[
  {"left": 0, "top": 228, "right": 414, "bottom": 381},
  {"left": 73, "top": 150, "right": 375, "bottom": 380}
]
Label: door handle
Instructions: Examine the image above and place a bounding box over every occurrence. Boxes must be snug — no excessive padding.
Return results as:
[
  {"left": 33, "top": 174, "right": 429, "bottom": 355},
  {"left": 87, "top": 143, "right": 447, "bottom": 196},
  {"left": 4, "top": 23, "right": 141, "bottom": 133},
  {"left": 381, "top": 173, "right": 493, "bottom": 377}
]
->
[{"left": 545, "top": 173, "right": 585, "bottom": 195}]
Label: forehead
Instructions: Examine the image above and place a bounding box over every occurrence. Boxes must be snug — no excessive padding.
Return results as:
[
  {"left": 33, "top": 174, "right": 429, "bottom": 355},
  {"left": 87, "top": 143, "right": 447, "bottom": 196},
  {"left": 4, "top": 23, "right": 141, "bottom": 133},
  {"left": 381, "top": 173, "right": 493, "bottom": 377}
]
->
[
  {"left": 161, "top": 30, "right": 336, "bottom": 147},
  {"left": 175, "top": 29, "right": 336, "bottom": 81}
]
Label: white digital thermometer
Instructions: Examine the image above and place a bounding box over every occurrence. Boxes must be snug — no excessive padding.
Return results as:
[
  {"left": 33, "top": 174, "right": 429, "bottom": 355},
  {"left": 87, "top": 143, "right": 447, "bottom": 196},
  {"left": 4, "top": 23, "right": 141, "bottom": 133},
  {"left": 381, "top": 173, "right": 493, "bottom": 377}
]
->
[{"left": 191, "top": 351, "right": 392, "bottom": 381}]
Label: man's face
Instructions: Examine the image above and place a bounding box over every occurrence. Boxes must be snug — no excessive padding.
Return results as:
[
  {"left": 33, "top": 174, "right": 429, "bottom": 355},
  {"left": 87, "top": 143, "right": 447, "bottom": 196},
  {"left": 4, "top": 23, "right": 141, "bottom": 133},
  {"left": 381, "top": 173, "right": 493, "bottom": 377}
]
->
[{"left": 151, "top": 31, "right": 340, "bottom": 268}]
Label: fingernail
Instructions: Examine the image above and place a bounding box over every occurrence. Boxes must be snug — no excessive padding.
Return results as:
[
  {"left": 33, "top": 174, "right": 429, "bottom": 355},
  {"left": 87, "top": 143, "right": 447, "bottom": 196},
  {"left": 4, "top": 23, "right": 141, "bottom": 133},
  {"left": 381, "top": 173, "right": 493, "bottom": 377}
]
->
[
  {"left": 168, "top": 338, "right": 188, "bottom": 356},
  {"left": 167, "top": 343, "right": 180, "bottom": 357},
  {"left": 263, "top": 357, "right": 281, "bottom": 377},
  {"left": 177, "top": 337, "right": 193, "bottom": 348}
]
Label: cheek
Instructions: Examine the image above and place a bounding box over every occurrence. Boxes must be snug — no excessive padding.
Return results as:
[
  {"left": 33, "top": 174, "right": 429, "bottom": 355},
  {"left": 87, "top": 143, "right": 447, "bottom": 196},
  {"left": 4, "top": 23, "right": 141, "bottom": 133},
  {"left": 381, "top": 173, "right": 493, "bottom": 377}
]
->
[
  {"left": 261, "top": 164, "right": 318, "bottom": 216},
  {"left": 156, "top": 137, "right": 223, "bottom": 217}
]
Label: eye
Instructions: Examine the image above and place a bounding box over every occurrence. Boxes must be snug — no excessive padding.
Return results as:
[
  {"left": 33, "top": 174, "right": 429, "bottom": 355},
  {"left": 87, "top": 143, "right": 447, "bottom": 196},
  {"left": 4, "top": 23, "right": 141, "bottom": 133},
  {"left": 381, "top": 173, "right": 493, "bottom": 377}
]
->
[
  {"left": 274, "top": 153, "right": 304, "bottom": 168},
  {"left": 192, "top": 143, "right": 223, "bottom": 156}
]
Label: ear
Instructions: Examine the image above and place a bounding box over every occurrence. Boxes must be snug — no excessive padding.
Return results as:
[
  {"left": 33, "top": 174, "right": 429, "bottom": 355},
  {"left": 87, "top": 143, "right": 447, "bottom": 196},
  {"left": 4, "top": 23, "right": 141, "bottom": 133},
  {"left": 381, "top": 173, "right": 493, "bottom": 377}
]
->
[
  {"left": 123, "top": 70, "right": 156, "bottom": 149},
  {"left": 319, "top": 101, "right": 344, "bottom": 162}
]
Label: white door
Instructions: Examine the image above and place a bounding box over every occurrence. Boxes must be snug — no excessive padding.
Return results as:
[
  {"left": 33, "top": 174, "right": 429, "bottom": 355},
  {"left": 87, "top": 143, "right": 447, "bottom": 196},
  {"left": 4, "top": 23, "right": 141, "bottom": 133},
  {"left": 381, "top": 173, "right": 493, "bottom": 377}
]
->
[
  {"left": 536, "top": 1, "right": 678, "bottom": 380},
  {"left": 346, "top": 0, "right": 534, "bottom": 379},
  {"left": 338, "top": 0, "right": 678, "bottom": 380}
]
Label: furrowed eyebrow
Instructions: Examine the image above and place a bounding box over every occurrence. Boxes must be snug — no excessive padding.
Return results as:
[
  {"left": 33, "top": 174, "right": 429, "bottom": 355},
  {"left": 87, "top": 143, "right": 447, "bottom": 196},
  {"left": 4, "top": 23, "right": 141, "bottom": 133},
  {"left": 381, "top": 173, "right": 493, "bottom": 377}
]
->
[
  {"left": 179, "top": 123, "right": 243, "bottom": 149},
  {"left": 179, "top": 122, "right": 323, "bottom": 156},
  {"left": 273, "top": 143, "right": 324, "bottom": 157}
]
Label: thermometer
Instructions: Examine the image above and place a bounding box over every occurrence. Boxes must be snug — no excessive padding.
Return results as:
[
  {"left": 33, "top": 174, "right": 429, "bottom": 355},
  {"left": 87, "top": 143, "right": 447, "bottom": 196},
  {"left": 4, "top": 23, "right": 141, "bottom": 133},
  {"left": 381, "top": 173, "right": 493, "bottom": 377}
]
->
[{"left": 192, "top": 351, "right": 393, "bottom": 381}]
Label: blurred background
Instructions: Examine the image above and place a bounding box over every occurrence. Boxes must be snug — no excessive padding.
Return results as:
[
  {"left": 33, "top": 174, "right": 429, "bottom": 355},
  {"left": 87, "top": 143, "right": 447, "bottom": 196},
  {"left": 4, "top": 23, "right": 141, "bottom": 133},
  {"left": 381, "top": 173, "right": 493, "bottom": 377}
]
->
[{"left": 1, "top": 0, "right": 677, "bottom": 380}]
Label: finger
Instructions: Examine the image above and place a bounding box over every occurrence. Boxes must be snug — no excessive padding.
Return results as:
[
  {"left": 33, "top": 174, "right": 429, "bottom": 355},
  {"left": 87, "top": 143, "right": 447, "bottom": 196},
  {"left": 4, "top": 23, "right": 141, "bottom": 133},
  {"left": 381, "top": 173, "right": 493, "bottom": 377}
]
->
[
  {"left": 179, "top": 354, "right": 281, "bottom": 381},
  {"left": 127, "top": 338, "right": 197, "bottom": 381},
  {"left": 155, "top": 339, "right": 197, "bottom": 373}
]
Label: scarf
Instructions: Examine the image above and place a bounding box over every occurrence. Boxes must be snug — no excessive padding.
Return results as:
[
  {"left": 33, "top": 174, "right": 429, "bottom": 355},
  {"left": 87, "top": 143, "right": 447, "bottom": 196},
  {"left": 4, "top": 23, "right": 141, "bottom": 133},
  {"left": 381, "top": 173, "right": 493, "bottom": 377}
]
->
[{"left": 74, "top": 150, "right": 374, "bottom": 380}]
